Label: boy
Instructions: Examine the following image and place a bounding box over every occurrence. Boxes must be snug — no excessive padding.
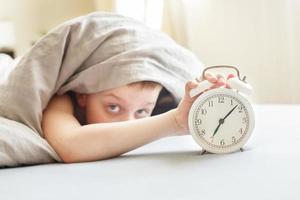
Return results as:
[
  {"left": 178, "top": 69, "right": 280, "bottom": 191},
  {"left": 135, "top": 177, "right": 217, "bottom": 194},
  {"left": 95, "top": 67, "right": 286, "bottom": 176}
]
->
[{"left": 42, "top": 72, "right": 227, "bottom": 163}]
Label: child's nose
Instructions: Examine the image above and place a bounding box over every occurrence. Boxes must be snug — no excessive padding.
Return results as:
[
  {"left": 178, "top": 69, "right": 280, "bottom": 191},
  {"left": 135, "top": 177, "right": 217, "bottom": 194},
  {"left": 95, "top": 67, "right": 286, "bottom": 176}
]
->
[
  {"left": 127, "top": 113, "right": 136, "bottom": 121},
  {"left": 120, "top": 113, "right": 136, "bottom": 121}
]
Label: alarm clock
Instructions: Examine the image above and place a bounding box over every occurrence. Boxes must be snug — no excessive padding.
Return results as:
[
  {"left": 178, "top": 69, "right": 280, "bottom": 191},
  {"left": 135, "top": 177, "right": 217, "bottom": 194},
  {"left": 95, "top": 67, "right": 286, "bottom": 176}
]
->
[{"left": 188, "top": 66, "right": 255, "bottom": 154}]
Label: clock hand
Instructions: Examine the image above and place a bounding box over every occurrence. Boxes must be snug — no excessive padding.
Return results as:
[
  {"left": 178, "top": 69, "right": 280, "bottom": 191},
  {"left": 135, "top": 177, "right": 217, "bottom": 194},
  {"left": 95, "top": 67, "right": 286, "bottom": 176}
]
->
[
  {"left": 212, "top": 105, "right": 238, "bottom": 137},
  {"left": 223, "top": 105, "right": 238, "bottom": 121},
  {"left": 212, "top": 121, "right": 222, "bottom": 137}
]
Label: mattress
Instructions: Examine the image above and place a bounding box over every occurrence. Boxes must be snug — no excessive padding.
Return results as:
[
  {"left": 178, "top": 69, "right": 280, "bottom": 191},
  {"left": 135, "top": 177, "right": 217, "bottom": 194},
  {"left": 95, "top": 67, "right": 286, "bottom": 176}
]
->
[{"left": 0, "top": 104, "right": 299, "bottom": 200}]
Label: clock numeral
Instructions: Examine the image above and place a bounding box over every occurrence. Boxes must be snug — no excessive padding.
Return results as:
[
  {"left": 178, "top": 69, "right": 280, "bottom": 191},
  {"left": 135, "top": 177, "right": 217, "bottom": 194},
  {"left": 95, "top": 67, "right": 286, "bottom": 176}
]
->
[
  {"left": 195, "top": 119, "right": 202, "bottom": 125},
  {"left": 232, "top": 136, "right": 237, "bottom": 144},
  {"left": 208, "top": 100, "right": 214, "bottom": 107},
  {"left": 238, "top": 105, "right": 243, "bottom": 113},
  {"left": 239, "top": 128, "right": 243, "bottom": 134},
  {"left": 198, "top": 129, "right": 206, "bottom": 136},
  {"left": 220, "top": 139, "right": 225, "bottom": 146},
  {"left": 218, "top": 96, "right": 225, "bottom": 103},
  {"left": 201, "top": 109, "right": 207, "bottom": 115},
  {"left": 242, "top": 117, "right": 247, "bottom": 124},
  {"left": 230, "top": 99, "right": 234, "bottom": 106},
  {"left": 210, "top": 136, "right": 214, "bottom": 143}
]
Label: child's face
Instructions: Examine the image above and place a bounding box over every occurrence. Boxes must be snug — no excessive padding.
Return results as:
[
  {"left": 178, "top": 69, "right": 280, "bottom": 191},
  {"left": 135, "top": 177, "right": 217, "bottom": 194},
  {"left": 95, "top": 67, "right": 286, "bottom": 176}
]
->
[{"left": 76, "top": 84, "right": 162, "bottom": 124}]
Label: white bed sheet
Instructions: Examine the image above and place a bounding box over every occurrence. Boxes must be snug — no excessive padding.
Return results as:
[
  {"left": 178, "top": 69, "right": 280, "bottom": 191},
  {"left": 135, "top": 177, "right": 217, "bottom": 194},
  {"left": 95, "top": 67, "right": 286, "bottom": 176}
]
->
[{"left": 0, "top": 104, "right": 299, "bottom": 200}]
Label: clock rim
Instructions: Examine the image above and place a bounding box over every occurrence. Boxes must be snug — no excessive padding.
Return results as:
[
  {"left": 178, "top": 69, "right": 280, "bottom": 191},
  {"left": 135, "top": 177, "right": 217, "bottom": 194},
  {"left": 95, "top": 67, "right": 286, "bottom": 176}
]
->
[{"left": 188, "top": 87, "right": 255, "bottom": 154}]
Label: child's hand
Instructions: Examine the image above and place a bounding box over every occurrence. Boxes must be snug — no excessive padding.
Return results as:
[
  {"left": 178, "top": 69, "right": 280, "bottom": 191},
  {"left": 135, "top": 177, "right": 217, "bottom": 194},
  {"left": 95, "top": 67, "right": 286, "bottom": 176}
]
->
[{"left": 173, "top": 73, "right": 234, "bottom": 135}]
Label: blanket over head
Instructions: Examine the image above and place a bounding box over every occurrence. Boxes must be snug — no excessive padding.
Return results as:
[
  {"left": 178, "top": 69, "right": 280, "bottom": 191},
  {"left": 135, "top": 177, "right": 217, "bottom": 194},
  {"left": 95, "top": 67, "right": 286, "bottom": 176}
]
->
[{"left": 0, "top": 12, "right": 203, "bottom": 166}]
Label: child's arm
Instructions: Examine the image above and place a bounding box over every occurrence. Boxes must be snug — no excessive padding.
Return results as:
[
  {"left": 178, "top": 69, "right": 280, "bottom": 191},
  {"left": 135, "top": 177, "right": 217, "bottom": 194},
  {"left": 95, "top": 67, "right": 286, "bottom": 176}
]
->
[
  {"left": 42, "top": 73, "right": 226, "bottom": 163},
  {"left": 42, "top": 95, "right": 181, "bottom": 163}
]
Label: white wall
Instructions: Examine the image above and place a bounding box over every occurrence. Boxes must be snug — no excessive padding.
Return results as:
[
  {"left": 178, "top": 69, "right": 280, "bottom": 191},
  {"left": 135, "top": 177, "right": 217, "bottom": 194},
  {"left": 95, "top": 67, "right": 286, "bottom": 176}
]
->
[
  {"left": 182, "top": 0, "right": 300, "bottom": 104},
  {"left": 0, "top": 0, "right": 95, "bottom": 55}
]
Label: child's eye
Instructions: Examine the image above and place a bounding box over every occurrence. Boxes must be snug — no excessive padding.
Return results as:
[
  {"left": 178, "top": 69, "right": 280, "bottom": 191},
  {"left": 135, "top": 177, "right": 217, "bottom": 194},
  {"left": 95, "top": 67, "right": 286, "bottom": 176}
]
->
[
  {"left": 136, "top": 109, "right": 150, "bottom": 117},
  {"left": 107, "top": 104, "right": 120, "bottom": 113}
]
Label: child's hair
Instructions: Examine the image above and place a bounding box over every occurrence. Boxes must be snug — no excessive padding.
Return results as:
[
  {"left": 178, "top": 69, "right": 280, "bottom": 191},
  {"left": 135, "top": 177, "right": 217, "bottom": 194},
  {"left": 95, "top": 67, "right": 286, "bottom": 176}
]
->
[
  {"left": 128, "top": 81, "right": 178, "bottom": 116},
  {"left": 128, "top": 81, "right": 162, "bottom": 90}
]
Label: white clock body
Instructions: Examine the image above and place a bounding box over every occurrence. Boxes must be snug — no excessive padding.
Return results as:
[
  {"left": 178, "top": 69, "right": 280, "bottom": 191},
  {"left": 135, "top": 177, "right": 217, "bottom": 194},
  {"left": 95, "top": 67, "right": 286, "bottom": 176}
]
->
[{"left": 188, "top": 88, "right": 255, "bottom": 154}]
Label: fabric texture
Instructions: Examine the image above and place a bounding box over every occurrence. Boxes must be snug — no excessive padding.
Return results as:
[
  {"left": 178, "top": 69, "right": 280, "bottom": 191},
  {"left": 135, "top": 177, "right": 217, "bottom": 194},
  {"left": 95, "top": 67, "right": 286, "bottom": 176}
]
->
[
  {"left": 0, "top": 116, "right": 61, "bottom": 166},
  {"left": 0, "top": 12, "right": 203, "bottom": 166}
]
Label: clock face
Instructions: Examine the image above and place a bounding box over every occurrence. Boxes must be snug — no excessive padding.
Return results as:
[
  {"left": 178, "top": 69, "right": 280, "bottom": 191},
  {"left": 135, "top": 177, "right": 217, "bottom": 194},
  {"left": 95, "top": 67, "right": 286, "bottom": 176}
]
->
[{"left": 188, "top": 88, "right": 255, "bottom": 154}]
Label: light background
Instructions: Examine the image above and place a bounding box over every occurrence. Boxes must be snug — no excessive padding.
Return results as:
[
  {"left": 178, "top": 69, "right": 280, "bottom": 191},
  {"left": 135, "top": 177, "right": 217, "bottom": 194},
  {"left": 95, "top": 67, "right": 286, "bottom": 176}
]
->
[{"left": 0, "top": 0, "right": 299, "bottom": 104}]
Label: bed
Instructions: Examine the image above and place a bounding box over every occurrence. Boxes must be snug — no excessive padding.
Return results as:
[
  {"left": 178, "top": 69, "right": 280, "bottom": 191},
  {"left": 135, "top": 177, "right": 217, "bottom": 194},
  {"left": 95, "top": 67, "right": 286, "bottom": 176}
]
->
[{"left": 0, "top": 104, "right": 299, "bottom": 200}]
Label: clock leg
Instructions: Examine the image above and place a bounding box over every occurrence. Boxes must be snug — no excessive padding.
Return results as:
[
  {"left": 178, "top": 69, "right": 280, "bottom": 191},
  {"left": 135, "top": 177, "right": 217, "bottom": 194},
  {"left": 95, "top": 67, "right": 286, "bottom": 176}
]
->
[
  {"left": 240, "top": 148, "right": 244, "bottom": 152},
  {"left": 201, "top": 150, "right": 207, "bottom": 155}
]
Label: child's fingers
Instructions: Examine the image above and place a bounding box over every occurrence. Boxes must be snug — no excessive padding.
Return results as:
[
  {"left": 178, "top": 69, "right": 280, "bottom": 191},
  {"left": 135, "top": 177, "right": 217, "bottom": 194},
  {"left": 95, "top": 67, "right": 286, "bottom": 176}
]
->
[
  {"left": 214, "top": 74, "right": 226, "bottom": 87},
  {"left": 185, "top": 80, "right": 198, "bottom": 92},
  {"left": 225, "top": 73, "right": 235, "bottom": 88},
  {"left": 204, "top": 72, "right": 217, "bottom": 83},
  {"left": 187, "top": 73, "right": 234, "bottom": 97},
  {"left": 185, "top": 80, "right": 200, "bottom": 100},
  {"left": 227, "top": 73, "right": 235, "bottom": 79}
]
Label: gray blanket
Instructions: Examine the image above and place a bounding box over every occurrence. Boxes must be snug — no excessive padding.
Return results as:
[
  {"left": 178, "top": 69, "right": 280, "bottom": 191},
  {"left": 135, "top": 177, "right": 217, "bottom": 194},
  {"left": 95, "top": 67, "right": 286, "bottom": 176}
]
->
[{"left": 0, "top": 12, "right": 203, "bottom": 166}]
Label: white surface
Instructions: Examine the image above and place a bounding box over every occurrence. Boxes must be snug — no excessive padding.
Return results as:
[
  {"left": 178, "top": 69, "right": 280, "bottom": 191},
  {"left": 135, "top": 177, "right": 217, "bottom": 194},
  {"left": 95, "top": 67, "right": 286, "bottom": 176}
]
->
[{"left": 0, "top": 105, "right": 300, "bottom": 200}]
